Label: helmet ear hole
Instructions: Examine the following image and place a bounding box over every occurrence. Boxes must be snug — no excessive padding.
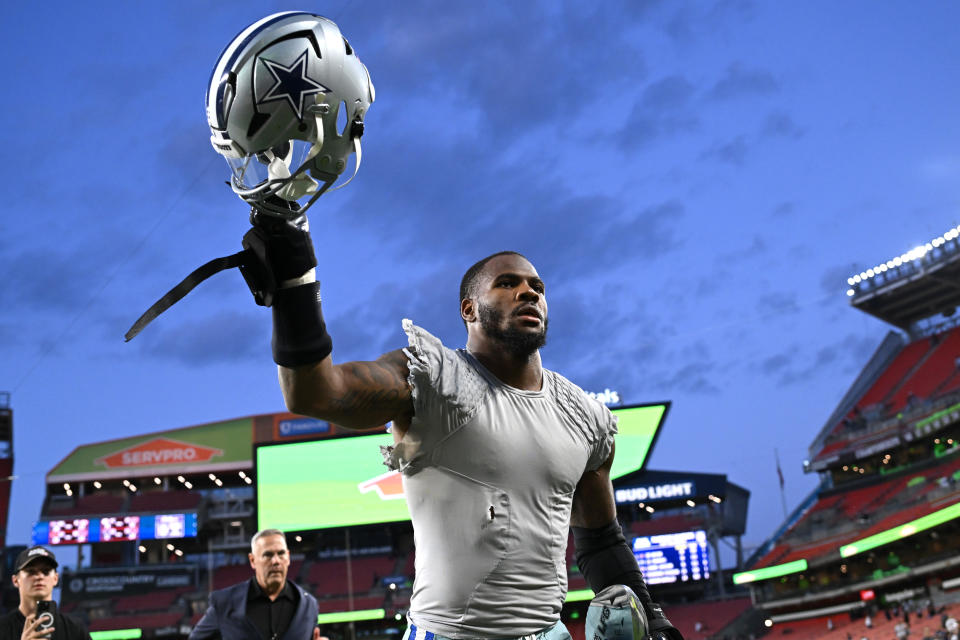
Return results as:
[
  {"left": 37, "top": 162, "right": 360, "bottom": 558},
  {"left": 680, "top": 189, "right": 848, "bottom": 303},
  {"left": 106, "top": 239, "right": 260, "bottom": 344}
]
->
[{"left": 337, "top": 101, "right": 349, "bottom": 137}]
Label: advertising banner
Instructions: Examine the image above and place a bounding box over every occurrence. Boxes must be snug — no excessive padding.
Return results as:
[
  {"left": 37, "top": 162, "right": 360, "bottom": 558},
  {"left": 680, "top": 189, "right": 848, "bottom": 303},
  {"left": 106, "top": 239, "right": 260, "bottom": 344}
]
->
[{"left": 61, "top": 566, "right": 196, "bottom": 601}]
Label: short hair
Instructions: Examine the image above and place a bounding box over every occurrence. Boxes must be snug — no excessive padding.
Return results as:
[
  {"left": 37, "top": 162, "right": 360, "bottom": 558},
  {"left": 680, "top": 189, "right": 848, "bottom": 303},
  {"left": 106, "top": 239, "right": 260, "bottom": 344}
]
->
[
  {"left": 250, "top": 528, "right": 286, "bottom": 553},
  {"left": 459, "top": 251, "right": 529, "bottom": 303}
]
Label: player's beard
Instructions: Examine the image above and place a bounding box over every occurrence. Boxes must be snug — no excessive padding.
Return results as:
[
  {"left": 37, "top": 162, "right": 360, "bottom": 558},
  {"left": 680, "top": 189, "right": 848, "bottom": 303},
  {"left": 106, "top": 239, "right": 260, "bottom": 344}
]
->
[{"left": 478, "top": 302, "right": 548, "bottom": 358}]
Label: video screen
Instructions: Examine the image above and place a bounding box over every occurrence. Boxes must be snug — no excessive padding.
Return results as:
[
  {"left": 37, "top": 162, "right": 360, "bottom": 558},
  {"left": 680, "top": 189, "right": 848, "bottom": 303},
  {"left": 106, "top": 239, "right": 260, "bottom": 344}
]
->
[
  {"left": 32, "top": 513, "right": 198, "bottom": 546},
  {"left": 256, "top": 402, "right": 668, "bottom": 531},
  {"left": 632, "top": 530, "right": 711, "bottom": 585}
]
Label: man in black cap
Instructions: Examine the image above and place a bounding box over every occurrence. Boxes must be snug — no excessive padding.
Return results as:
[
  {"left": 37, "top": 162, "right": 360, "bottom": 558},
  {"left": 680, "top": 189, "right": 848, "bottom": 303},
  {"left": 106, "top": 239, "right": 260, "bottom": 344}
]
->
[{"left": 0, "top": 546, "right": 90, "bottom": 640}]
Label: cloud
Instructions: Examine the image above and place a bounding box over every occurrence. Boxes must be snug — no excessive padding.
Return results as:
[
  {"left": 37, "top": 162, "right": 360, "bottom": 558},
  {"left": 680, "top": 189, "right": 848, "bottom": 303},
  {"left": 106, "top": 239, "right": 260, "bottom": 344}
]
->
[
  {"left": 761, "top": 349, "right": 795, "bottom": 376},
  {"left": 700, "top": 135, "right": 750, "bottom": 166},
  {"left": 771, "top": 201, "right": 796, "bottom": 218},
  {"left": 618, "top": 75, "right": 700, "bottom": 148},
  {"left": 757, "top": 332, "right": 884, "bottom": 387},
  {"left": 761, "top": 110, "right": 805, "bottom": 139},
  {"left": 357, "top": 2, "right": 649, "bottom": 139},
  {"left": 664, "top": 1, "right": 756, "bottom": 43},
  {"left": 706, "top": 63, "right": 779, "bottom": 101},
  {"left": 136, "top": 310, "right": 269, "bottom": 365},
  {"left": 757, "top": 292, "right": 800, "bottom": 316},
  {"left": 819, "top": 263, "right": 860, "bottom": 296}
]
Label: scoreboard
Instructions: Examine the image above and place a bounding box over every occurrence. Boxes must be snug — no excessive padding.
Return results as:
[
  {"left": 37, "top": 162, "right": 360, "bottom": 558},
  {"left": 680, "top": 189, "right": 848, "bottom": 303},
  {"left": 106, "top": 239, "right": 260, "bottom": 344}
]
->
[
  {"left": 33, "top": 513, "right": 197, "bottom": 546},
  {"left": 632, "top": 530, "right": 711, "bottom": 585}
]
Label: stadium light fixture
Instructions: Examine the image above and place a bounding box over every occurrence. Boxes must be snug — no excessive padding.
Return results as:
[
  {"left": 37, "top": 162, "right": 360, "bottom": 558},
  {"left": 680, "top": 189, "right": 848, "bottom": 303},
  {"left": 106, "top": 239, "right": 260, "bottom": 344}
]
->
[
  {"left": 839, "top": 502, "right": 960, "bottom": 558},
  {"left": 239, "top": 471, "right": 247, "bottom": 479},
  {"left": 177, "top": 475, "right": 185, "bottom": 483},
  {"left": 395, "top": 613, "right": 402, "bottom": 621},
  {"left": 175, "top": 549, "right": 183, "bottom": 557},
  {"left": 184, "top": 481, "right": 193, "bottom": 489},
  {"left": 63, "top": 483, "right": 70, "bottom": 491},
  {"left": 138, "top": 545, "right": 146, "bottom": 553},
  {"left": 295, "top": 535, "right": 302, "bottom": 542},
  {"left": 166, "top": 543, "right": 174, "bottom": 551},
  {"left": 93, "top": 481, "right": 102, "bottom": 489},
  {"left": 645, "top": 505, "right": 655, "bottom": 513},
  {"left": 764, "top": 620, "right": 773, "bottom": 628},
  {"left": 244, "top": 477, "right": 252, "bottom": 485},
  {"left": 208, "top": 473, "right": 217, "bottom": 481},
  {"left": 686, "top": 500, "right": 696, "bottom": 507},
  {"left": 154, "top": 477, "right": 161, "bottom": 485},
  {"left": 128, "top": 484, "right": 137, "bottom": 492}
]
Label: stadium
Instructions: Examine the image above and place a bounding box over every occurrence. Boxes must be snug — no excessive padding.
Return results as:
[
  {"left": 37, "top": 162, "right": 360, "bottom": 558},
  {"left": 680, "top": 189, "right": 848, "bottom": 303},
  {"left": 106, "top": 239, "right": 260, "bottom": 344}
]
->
[{"left": 2, "top": 225, "right": 960, "bottom": 640}]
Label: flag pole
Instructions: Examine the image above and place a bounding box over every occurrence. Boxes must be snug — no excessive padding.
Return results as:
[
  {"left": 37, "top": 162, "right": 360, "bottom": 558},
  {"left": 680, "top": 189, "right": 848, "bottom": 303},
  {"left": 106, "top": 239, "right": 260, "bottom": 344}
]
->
[{"left": 775, "top": 448, "right": 788, "bottom": 519}]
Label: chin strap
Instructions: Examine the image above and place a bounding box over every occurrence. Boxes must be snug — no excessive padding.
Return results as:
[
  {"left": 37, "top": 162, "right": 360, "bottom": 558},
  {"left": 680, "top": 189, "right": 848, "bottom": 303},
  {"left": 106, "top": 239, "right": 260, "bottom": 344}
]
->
[{"left": 124, "top": 250, "right": 248, "bottom": 341}]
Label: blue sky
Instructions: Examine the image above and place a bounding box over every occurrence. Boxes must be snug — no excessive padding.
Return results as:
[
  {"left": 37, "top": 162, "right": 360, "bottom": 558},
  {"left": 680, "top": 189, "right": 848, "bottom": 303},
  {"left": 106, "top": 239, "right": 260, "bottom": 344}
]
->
[{"left": 2, "top": 1, "right": 959, "bottom": 564}]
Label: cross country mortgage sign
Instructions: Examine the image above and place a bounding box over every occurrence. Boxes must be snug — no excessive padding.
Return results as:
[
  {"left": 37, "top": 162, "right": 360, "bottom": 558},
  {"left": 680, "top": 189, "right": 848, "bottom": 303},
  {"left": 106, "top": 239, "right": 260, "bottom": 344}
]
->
[{"left": 47, "top": 417, "right": 253, "bottom": 483}]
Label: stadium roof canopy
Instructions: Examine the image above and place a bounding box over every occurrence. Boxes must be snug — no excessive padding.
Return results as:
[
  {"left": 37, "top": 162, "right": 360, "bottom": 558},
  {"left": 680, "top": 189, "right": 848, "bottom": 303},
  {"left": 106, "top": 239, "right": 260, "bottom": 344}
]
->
[{"left": 847, "top": 225, "right": 960, "bottom": 329}]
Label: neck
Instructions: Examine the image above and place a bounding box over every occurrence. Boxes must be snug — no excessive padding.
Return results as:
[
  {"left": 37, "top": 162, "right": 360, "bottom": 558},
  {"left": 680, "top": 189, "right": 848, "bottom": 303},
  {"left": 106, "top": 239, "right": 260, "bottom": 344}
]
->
[
  {"left": 467, "top": 338, "right": 543, "bottom": 390},
  {"left": 260, "top": 579, "right": 284, "bottom": 601},
  {"left": 19, "top": 598, "right": 38, "bottom": 618}
]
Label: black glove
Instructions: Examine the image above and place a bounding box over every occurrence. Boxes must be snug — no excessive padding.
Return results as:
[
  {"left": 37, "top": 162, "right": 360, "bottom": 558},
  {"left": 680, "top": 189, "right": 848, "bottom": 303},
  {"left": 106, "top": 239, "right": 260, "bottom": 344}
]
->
[
  {"left": 240, "top": 208, "right": 317, "bottom": 307},
  {"left": 647, "top": 602, "right": 684, "bottom": 640}
]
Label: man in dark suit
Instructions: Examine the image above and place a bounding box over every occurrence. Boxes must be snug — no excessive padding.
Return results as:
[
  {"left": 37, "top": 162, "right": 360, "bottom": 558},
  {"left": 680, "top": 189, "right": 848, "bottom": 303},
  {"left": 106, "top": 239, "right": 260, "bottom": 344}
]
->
[{"left": 190, "top": 529, "right": 319, "bottom": 640}]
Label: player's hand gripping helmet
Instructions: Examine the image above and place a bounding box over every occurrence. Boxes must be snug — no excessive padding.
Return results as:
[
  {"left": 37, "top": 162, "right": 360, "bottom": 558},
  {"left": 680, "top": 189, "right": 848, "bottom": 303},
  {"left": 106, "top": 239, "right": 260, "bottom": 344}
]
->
[{"left": 206, "top": 12, "right": 374, "bottom": 217}]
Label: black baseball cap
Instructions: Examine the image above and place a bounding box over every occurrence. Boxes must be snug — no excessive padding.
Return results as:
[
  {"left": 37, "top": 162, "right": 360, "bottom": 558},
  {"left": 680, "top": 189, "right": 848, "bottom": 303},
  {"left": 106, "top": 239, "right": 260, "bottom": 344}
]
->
[{"left": 14, "top": 546, "right": 58, "bottom": 572}]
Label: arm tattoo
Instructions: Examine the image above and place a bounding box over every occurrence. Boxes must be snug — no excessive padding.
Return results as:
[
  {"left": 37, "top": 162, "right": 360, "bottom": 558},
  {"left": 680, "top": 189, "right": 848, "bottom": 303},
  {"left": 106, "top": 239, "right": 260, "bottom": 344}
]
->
[{"left": 330, "top": 355, "right": 410, "bottom": 413}]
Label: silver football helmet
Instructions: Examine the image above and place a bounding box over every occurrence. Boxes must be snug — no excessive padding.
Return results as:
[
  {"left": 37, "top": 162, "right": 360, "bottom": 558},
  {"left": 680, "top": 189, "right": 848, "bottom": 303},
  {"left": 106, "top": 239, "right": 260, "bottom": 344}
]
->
[{"left": 206, "top": 12, "right": 375, "bottom": 217}]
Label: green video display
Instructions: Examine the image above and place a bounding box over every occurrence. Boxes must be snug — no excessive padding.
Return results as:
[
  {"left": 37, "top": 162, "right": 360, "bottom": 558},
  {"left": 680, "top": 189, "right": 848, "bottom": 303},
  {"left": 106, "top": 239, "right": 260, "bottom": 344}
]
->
[{"left": 256, "top": 402, "right": 668, "bottom": 531}]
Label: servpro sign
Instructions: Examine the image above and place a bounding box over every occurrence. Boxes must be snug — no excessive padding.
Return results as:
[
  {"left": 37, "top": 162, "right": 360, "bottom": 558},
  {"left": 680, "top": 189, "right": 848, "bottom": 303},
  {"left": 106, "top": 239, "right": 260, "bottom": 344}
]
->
[
  {"left": 95, "top": 438, "right": 224, "bottom": 469},
  {"left": 48, "top": 417, "right": 252, "bottom": 483}
]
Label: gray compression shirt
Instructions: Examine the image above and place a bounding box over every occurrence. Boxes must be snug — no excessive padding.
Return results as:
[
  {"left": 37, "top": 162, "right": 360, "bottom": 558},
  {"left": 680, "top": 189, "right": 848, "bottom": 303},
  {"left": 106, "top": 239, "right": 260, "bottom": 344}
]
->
[{"left": 382, "top": 321, "right": 617, "bottom": 638}]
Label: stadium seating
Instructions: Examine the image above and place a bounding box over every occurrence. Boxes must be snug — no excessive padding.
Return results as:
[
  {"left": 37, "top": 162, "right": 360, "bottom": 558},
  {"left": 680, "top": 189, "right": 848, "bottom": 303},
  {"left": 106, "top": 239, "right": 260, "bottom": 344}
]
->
[
  {"left": 88, "top": 611, "right": 183, "bottom": 632},
  {"left": 753, "top": 449, "right": 960, "bottom": 570},
  {"left": 212, "top": 563, "right": 254, "bottom": 590},
  {"left": 629, "top": 514, "right": 707, "bottom": 537},
  {"left": 307, "top": 553, "right": 395, "bottom": 596},
  {"left": 856, "top": 338, "right": 931, "bottom": 411},
  {"left": 665, "top": 597, "right": 753, "bottom": 640},
  {"left": 112, "top": 588, "right": 185, "bottom": 613},
  {"left": 888, "top": 329, "right": 960, "bottom": 412},
  {"left": 566, "top": 597, "right": 752, "bottom": 640},
  {"left": 44, "top": 492, "right": 126, "bottom": 517},
  {"left": 316, "top": 595, "right": 385, "bottom": 613},
  {"left": 128, "top": 489, "right": 202, "bottom": 513},
  {"left": 767, "top": 602, "right": 960, "bottom": 640}
]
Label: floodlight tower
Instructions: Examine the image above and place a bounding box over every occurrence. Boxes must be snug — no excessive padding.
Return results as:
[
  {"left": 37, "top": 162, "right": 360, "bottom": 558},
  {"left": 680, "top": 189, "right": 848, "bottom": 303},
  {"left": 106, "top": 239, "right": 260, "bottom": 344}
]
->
[
  {"left": 0, "top": 392, "right": 11, "bottom": 548},
  {"left": 846, "top": 224, "right": 960, "bottom": 336}
]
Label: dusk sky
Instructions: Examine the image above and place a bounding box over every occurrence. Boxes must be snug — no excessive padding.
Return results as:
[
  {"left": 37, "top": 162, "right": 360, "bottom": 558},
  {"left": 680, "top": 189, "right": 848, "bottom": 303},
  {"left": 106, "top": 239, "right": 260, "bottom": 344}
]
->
[{"left": 3, "top": 2, "right": 959, "bottom": 565}]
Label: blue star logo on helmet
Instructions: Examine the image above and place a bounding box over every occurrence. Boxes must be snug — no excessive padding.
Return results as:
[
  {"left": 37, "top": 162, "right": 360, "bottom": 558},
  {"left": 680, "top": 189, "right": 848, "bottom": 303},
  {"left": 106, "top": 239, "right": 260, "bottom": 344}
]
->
[{"left": 258, "top": 50, "right": 329, "bottom": 120}]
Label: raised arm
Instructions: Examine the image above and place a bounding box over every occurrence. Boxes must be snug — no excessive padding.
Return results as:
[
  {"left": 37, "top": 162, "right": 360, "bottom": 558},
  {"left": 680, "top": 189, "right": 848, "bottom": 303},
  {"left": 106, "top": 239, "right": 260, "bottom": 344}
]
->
[
  {"left": 239, "top": 210, "right": 414, "bottom": 430},
  {"left": 279, "top": 349, "right": 413, "bottom": 429}
]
